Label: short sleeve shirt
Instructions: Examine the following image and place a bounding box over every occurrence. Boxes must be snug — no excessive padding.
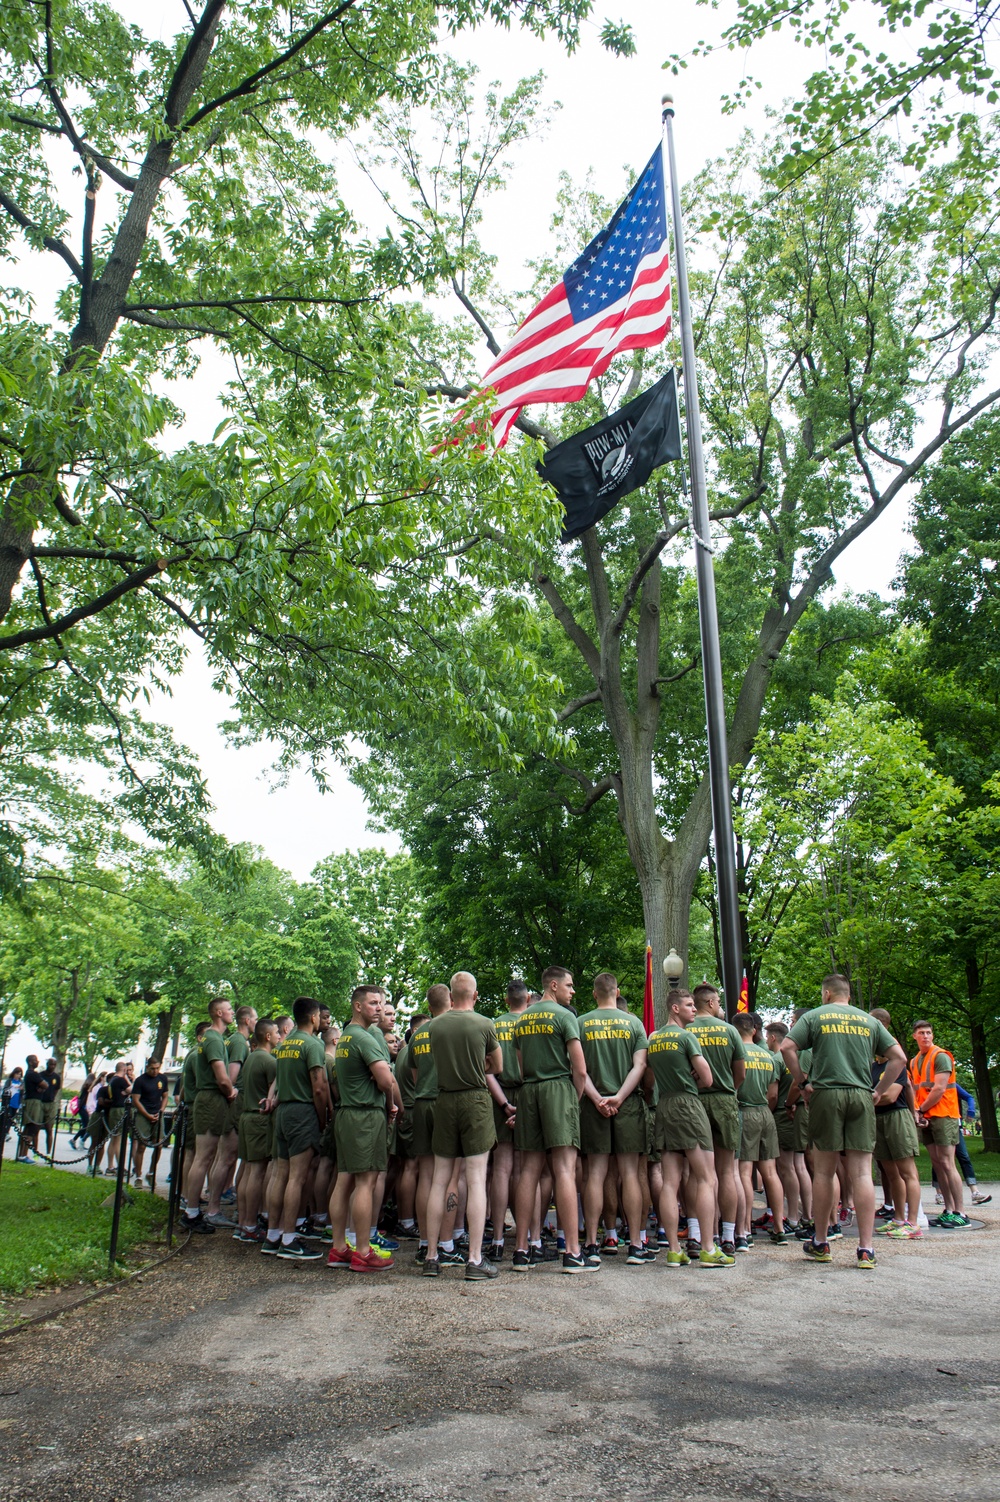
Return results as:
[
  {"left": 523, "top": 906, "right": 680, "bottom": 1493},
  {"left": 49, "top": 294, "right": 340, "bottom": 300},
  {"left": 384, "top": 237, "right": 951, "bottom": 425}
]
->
[
  {"left": 23, "top": 1069, "right": 44, "bottom": 1102},
  {"left": 132, "top": 1072, "right": 168, "bottom": 1115},
  {"left": 181, "top": 1051, "right": 198, "bottom": 1101},
  {"left": 771, "top": 1050, "right": 793, "bottom": 1111},
  {"left": 336, "top": 1023, "right": 387, "bottom": 1109},
  {"left": 241, "top": 1050, "right": 277, "bottom": 1113},
  {"left": 738, "top": 1041, "right": 778, "bottom": 1107},
  {"left": 39, "top": 1072, "right": 61, "bottom": 1103},
  {"left": 577, "top": 1008, "right": 647, "bottom": 1095},
  {"left": 409, "top": 1017, "right": 440, "bottom": 1101},
  {"left": 366, "top": 1026, "right": 392, "bottom": 1064},
  {"left": 788, "top": 1004, "right": 896, "bottom": 1090},
  {"left": 429, "top": 1011, "right": 499, "bottom": 1093},
  {"left": 194, "top": 1029, "right": 229, "bottom": 1093},
  {"left": 685, "top": 1016, "right": 747, "bottom": 1095},
  {"left": 273, "top": 1028, "right": 326, "bottom": 1105},
  {"left": 394, "top": 1043, "right": 416, "bottom": 1111},
  {"left": 646, "top": 1024, "right": 704, "bottom": 1097},
  {"left": 227, "top": 1031, "right": 250, "bottom": 1086},
  {"left": 109, "top": 1074, "right": 132, "bottom": 1108},
  {"left": 493, "top": 1012, "right": 524, "bottom": 1088},
  {"left": 514, "top": 1000, "right": 581, "bottom": 1083}
]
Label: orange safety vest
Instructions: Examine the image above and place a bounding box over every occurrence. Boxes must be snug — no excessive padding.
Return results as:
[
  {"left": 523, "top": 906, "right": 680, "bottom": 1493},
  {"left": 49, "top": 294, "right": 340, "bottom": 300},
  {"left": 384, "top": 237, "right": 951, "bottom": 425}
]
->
[{"left": 908, "top": 1045, "right": 959, "bottom": 1119}]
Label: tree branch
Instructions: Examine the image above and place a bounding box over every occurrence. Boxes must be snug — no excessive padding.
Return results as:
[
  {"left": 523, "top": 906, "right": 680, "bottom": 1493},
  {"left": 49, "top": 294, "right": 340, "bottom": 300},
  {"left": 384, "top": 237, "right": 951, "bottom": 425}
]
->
[
  {"left": 557, "top": 689, "right": 602, "bottom": 721},
  {"left": 451, "top": 278, "right": 500, "bottom": 355},
  {"left": 533, "top": 570, "right": 601, "bottom": 681},
  {"left": 0, "top": 558, "right": 179, "bottom": 651},
  {"left": 0, "top": 186, "right": 84, "bottom": 282},
  {"left": 179, "top": 1, "right": 360, "bottom": 133}
]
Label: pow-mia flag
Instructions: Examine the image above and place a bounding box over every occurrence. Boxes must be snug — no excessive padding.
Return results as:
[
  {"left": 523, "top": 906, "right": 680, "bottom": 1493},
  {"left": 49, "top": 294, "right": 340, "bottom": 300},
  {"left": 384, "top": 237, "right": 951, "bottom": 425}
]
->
[{"left": 538, "top": 370, "right": 682, "bottom": 543}]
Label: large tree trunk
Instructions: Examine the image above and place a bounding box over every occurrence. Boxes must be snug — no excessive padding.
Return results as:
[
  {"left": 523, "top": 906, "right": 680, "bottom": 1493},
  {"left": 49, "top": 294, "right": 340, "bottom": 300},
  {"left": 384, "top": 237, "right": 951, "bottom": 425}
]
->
[
  {"left": 969, "top": 1014, "right": 999, "bottom": 1154},
  {"left": 152, "top": 1002, "right": 176, "bottom": 1064}
]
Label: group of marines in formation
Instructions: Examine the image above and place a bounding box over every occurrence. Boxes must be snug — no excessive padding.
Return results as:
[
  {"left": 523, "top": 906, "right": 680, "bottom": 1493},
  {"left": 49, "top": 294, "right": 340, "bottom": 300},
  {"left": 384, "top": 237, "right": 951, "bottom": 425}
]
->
[{"left": 177, "top": 967, "right": 973, "bottom": 1277}]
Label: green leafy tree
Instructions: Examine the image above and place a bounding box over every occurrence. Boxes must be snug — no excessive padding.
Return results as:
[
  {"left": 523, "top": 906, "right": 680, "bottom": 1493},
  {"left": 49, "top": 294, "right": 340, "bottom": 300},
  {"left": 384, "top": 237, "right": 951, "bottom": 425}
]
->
[
  {"left": 308, "top": 850, "right": 427, "bottom": 1009},
  {"left": 362, "top": 75, "right": 1000, "bottom": 1016}
]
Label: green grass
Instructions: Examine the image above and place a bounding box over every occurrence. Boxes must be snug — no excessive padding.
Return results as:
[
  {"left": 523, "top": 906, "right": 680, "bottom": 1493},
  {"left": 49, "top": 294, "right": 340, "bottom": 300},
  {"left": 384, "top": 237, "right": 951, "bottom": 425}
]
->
[
  {"left": 915, "top": 1136, "right": 1000, "bottom": 1183},
  {"left": 0, "top": 1162, "right": 167, "bottom": 1299}
]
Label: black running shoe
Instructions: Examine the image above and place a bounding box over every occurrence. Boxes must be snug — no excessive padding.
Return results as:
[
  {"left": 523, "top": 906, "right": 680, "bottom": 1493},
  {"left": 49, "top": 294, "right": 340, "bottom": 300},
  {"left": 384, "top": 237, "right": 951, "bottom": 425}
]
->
[
  {"left": 734, "top": 1234, "right": 750, "bottom": 1253},
  {"left": 720, "top": 1240, "right": 736, "bottom": 1259},
  {"left": 485, "top": 1242, "right": 505, "bottom": 1263},
  {"left": 260, "top": 1237, "right": 281, "bottom": 1255},
  {"left": 437, "top": 1247, "right": 466, "bottom": 1266},
  {"left": 414, "top": 1245, "right": 427, "bottom": 1264},
  {"left": 529, "top": 1242, "right": 559, "bottom": 1264},
  {"left": 184, "top": 1213, "right": 216, "bottom": 1236},
  {"left": 512, "top": 1249, "right": 531, "bottom": 1272},
  {"left": 582, "top": 1243, "right": 602, "bottom": 1267},
  {"left": 686, "top": 1238, "right": 702, "bottom": 1258},
  {"left": 794, "top": 1219, "right": 816, "bottom": 1240},
  {"left": 626, "top": 1243, "right": 657, "bottom": 1263},
  {"left": 827, "top": 1223, "right": 843, "bottom": 1241},
  {"left": 276, "top": 1236, "right": 323, "bottom": 1261},
  {"left": 561, "top": 1252, "right": 587, "bottom": 1274},
  {"left": 768, "top": 1228, "right": 788, "bottom": 1246}
]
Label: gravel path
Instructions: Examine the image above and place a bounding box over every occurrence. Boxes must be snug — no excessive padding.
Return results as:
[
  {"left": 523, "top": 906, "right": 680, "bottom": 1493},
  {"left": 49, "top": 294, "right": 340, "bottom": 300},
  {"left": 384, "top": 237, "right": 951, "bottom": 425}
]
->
[{"left": 1, "top": 1188, "right": 997, "bottom": 1502}]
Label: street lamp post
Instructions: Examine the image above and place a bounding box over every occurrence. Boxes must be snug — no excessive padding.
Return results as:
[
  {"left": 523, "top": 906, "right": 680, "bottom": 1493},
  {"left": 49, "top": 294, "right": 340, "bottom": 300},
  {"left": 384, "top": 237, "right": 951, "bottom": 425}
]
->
[{"left": 662, "top": 949, "right": 685, "bottom": 994}]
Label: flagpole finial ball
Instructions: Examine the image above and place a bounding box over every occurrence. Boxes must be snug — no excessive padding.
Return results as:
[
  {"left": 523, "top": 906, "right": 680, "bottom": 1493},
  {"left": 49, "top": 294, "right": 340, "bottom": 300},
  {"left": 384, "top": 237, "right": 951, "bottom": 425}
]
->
[{"left": 662, "top": 93, "right": 673, "bottom": 106}]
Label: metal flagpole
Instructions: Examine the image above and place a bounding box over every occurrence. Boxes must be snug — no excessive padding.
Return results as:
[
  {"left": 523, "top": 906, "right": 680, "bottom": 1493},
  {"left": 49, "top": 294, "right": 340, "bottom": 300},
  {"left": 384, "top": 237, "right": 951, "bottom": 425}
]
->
[{"left": 662, "top": 94, "right": 743, "bottom": 1019}]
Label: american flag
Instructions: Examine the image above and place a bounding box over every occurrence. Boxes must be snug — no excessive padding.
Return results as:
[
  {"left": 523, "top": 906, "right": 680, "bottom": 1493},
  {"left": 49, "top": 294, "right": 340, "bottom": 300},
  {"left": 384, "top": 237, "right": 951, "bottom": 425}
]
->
[{"left": 479, "top": 143, "right": 671, "bottom": 446}]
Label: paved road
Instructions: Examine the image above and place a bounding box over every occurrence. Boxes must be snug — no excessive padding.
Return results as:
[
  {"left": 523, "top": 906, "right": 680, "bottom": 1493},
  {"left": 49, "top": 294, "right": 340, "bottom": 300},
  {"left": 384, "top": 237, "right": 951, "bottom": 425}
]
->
[{"left": 1, "top": 1190, "right": 997, "bottom": 1502}]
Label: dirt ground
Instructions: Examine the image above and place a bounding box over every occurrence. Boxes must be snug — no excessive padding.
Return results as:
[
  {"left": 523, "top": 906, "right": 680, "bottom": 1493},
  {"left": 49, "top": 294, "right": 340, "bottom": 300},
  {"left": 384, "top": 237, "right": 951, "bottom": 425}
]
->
[{"left": 1, "top": 1197, "right": 998, "bottom": 1502}]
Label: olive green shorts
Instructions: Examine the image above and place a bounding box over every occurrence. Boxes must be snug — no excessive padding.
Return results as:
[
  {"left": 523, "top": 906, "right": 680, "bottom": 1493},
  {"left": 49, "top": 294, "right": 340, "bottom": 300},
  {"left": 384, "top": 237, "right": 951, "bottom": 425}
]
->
[
  {"left": 875, "top": 1110, "right": 919, "bottom": 1161},
  {"left": 43, "top": 1100, "right": 60, "bottom": 1128},
  {"left": 514, "top": 1077, "right": 580, "bottom": 1152},
  {"left": 273, "top": 1101, "right": 321, "bottom": 1160},
  {"left": 920, "top": 1116, "right": 960, "bottom": 1148},
  {"left": 775, "top": 1109, "right": 796, "bottom": 1153},
  {"left": 701, "top": 1092, "right": 741, "bottom": 1153},
  {"left": 580, "top": 1093, "right": 646, "bottom": 1155},
  {"left": 738, "top": 1103, "right": 779, "bottom": 1162},
  {"left": 394, "top": 1109, "right": 415, "bottom": 1159},
  {"left": 654, "top": 1093, "right": 713, "bottom": 1153},
  {"left": 23, "top": 1099, "right": 44, "bottom": 1127},
  {"left": 132, "top": 1113, "right": 164, "bottom": 1146},
  {"left": 433, "top": 1089, "right": 496, "bottom": 1158},
  {"left": 492, "top": 1085, "right": 519, "bottom": 1146},
  {"left": 318, "top": 1114, "right": 338, "bottom": 1163},
  {"left": 411, "top": 1098, "right": 436, "bottom": 1158},
  {"left": 107, "top": 1106, "right": 127, "bottom": 1137},
  {"left": 335, "top": 1106, "right": 388, "bottom": 1174},
  {"left": 793, "top": 1102, "right": 811, "bottom": 1152},
  {"left": 192, "top": 1090, "right": 238, "bottom": 1139},
  {"left": 808, "top": 1088, "right": 875, "bottom": 1153},
  {"left": 238, "top": 1110, "right": 272, "bottom": 1164}
]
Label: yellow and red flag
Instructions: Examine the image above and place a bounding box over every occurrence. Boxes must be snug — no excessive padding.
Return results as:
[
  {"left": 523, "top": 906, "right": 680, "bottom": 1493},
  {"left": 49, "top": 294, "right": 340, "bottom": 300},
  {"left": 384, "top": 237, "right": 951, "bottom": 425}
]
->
[
  {"left": 737, "top": 975, "right": 750, "bottom": 1013},
  {"left": 642, "top": 944, "right": 655, "bottom": 1035}
]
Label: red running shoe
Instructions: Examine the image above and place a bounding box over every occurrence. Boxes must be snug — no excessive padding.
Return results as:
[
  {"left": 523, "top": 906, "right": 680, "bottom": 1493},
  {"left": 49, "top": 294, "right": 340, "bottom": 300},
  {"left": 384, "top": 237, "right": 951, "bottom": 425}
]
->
[
  {"left": 326, "top": 1245, "right": 352, "bottom": 1270},
  {"left": 351, "top": 1246, "right": 394, "bottom": 1272}
]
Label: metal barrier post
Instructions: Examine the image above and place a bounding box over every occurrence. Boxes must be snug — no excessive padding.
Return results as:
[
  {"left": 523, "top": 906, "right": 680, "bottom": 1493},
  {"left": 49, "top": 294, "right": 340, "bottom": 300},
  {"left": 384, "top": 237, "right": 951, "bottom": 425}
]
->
[
  {"left": 166, "top": 1103, "right": 187, "bottom": 1249},
  {"left": 107, "top": 1105, "right": 133, "bottom": 1277}
]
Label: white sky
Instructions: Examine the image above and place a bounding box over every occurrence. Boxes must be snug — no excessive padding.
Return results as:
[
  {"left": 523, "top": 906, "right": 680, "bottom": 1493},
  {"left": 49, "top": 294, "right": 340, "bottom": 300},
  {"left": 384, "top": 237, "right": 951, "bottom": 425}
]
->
[{"left": 9, "top": 1, "right": 917, "bottom": 882}]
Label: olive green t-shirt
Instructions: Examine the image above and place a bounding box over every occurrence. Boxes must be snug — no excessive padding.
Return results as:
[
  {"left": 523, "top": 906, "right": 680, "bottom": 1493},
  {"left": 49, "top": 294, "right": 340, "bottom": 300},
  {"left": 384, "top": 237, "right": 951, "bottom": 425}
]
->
[
  {"left": 241, "top": 1049, "right": 276, "bottom": 1113},
  {"left": 193, "top": 1027, "right": 229, "bottom": 1094},
  {"left": 685, "top": 1015, "right": 747, "bottom": 1095},
  {"left": 429, "top": 1010, "right": 500, "bottom": 1093},
  {"left": 228, "top": 1030, "right": 250, "bottom": 1090},
  {"left": 514, "top": 999, "right": 581, "bottom": 1083},
  {"left": 738, "top": 1040, "right": 778, "bottom": 1107},
  {"left": 493, "top": 1011, "right": 525, "bottom": 1088},
  {"left": 325, "top": 1055, "right": 338, "bottom": 1107},
  {"left": 577, "top": 1007, "right": 647, "bottom": 1095},
  {"left": 394, "top": 1042, "right": 416, "bottom": 1111},
  {"left": 181, "top": 1050, "right": 198, "bottom": 1101},
  {"left": 409, "top": 1016, "right": 440, "bottom": 1101},
  {"left": 647, "top": 1023, "right": 704, "bottom": 1097},
  {"left": 771, "top": 1049, "right": 793, "bottom": 1111},
  {"left": 788, "top": 1004, "right": 896, "bottom": 1090},
  {"left": 336, "top": 1022, "right": 387, "bottom": 1109},
  {"left": 367, "top": 1023, "right": 392, "bottom": 1063},
  {"left": 273, "top": 1027, "right": 326, "bottom": 1105}
]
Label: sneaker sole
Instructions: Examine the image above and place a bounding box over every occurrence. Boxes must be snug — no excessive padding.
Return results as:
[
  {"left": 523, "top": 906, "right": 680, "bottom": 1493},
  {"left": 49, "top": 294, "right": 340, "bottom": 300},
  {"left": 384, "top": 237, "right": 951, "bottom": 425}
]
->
[
  {"left": 511, "top": 1263, "right": 532, "bottom": 1273},
  {"left": 276, "top": 1250, "right": 322, "bottom": 1261},
  {"left": 561, "top": 1265, "right": 588, "bottom": 1274}
]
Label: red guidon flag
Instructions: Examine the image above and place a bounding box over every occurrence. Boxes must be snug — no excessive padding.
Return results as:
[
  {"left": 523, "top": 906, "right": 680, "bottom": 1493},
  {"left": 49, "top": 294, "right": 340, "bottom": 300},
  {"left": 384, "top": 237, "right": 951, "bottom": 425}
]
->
[
  {"left": 642, "top": 944, "right": 655, "bottom": 1036},
  {"left": 737, "top": 975, "right": 750, "bottom": 1013},
  {"left": 478, "top": 143, "right": 671, "bottom": 446}
]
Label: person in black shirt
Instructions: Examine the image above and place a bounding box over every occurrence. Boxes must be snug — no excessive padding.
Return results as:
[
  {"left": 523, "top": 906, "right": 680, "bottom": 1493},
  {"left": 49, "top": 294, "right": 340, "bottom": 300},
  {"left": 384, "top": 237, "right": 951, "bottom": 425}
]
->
[
  {"left": 19, "top": 1055, "right": 43, "bottom": 1161},
  {"left": 870, "top": 1007, "right": 923, "bottom": 1237},
  {"left": 131, "top": 1058, "right": 169, "bottom": 1184},
  {"left": 104, "top": 1063, "right": 133, "bottom": 1177},
  {"left": 39, "top": 1060, "right": 62, "bottom": 1158}
]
